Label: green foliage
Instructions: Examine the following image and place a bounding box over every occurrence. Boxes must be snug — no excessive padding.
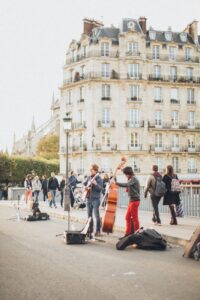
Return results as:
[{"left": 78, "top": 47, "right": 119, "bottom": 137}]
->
[
  {"left": 36, "top": 134, "right": 59, "bottom": 160},
  {"left": 0, "top": 153, "right": 59, "bottom": 185}
]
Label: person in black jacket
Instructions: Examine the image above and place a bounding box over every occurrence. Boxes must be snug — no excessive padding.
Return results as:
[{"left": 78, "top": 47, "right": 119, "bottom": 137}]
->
[
  {"left": 162, "top": 165, "right": 180, "bottom": 225},
  {"left": 48, "top": 172, "right": 59, "bottom": 208},
  {"left": 41, "top": 175, "right": 48, "bottom": 202},
  {"left": 59, "top": 175, "right": 66, "bottom": 207},
  {"left": 69, "top": 171, "right": 80, "bottom": 207}
]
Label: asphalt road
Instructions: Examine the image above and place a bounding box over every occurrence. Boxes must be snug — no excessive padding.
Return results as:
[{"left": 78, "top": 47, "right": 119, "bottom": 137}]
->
[{"left": 0, "top": 207, "right": 199, "bottom": 300}]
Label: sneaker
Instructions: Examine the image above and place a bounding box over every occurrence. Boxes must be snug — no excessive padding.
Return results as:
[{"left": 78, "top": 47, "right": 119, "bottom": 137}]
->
[
  {"left": 54, "top": 206, "right": 57, "bottom": 209},
  {"left": 95, "top": 231, "right": 101, "bottom": 237}
]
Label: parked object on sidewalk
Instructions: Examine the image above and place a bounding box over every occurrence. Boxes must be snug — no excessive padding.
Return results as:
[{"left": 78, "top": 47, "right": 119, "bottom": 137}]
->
[
  {"left": 116, "top": 228, "right": 167, "bottom": 251},
  {"left": 183, "top": 226, "right": 200, "bottom": 261},
  {"left": 175, "top": 202, "right": 184, "bottom": 218},
  {"left": 62, "top": 217, "right": 91, "bottom": 245},
  {"left": 26, "top": 202, "right": 50, "bottom": 221}
]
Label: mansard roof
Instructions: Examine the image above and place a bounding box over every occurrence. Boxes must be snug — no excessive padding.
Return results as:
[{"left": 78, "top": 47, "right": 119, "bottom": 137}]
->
[
  {"left": 121, "top": 18, "right": 143, "bottom": 33},
  {"left": 146, "top": 30, "right": 195, "bottom": 44},
  {"left": 90, "top": 27, "right": 119, "bottom": 44}
]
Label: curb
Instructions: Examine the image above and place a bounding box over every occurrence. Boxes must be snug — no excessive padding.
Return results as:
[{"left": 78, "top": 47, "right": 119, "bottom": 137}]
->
[{"left": 0, "top": 202, "right": 189, "bottom": 247}]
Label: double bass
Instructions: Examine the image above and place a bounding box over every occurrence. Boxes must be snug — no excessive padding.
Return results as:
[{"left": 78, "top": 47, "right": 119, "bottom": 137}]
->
[{"left": 102, "top": 157, "right": 127, "bottom": 234}]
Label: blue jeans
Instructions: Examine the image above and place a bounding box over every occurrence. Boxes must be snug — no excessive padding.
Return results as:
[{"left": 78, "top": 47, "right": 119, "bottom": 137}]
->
[
  {"left": 49, "top": 190, "right": 57, "bottom": 207},
  {"left": 87, "top": 199, "right": 101, "bottom": 233},
  {"left": 33, "top": 191, "right": 40, "bottom": 202}
]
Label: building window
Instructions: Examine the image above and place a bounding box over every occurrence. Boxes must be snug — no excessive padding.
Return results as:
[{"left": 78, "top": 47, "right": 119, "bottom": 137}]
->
[
  {"left": 128, "top": 64, "right": 139, "bottom": 79},
  {"left": 171, "top": 111, "right": 179, "bottom": 126},
  {"left": 130, "top": 132, "right": 140, "bottom": 147},
  {"left": 129, "top": 157, "right": 140, "bottom": 172},
  {"left": 170, "top": 66, "right": 177, "bottom": 80},
  {"left": 80, "top": 66, "right": 85, "bottom": 79},
  {"left": 102, "top": 108, "right": 110, "bottom": 125},
  {"left": 102, "top": 84, "right": 110, "bottom": 98},
  {"left": 130, "top": 85, "right": 139, "bottom": 99},
  {"left": 180, "top": 32, "right": 187, "bottom": 42},
  {"left": 172, "top": 134, "right": 179, "bottom": 148},
  {"left": 68, "top": 90, "right": 72, "bottom": 104},
  {"left": 155, "top": 157, "right": 164, "bottom": 172},
  {"left": 79, "top": 87, "right": 84, "bottom": 100},
  {"left": 101, "top": 42, "right": 109, "bottom": 56},
  {"left": 78, "top": 110, "right": 83, "bottom": 124},
  {"left": 152, "top": 45, "right": 160, "bottom": 59},
  {"left": 187, "top": 89, "right": 195, "bottom": 104},
  {"left": 128, "top": 42, "right": 138, "bottom": 54},
  {"left": 169, "top": 46, "right": 177, "bottom": 60},
  {"left": 188, "top": 111, "right": 195, "bottom": 127},
  {"left": 155, "top": 133, "right": 162, "bottom": 148},
  {"left": 188, "top": 158, "right": 197, "bottom": 173},
  {"left": 129, "top": 109, "right": 140, "bottom": 127},
  {"left": 155, "top": 110, "right": 162, "bottom": 125},
  {"left": 101, "top": 63, "right": 110, "bottom": 77},
  {"left": 188, "top": 135, "right": 195, "bottom": 149},
  {"left": 149, "top": 31, "right": 156, "bottom": 40},
  {"left": 79, "top": 133, "right": 83, "bottom": 147},
  {"left": 154, "top": 87, "right": 162, "bottom": 102},
  {"left": 71, "top": 49, "right": 76, "bottom": 62},
  {"left": 153, "top": 65, "right": 161, "bottom": 79},
  {"left": 172, "top": 157, "right": 179, "bottom": 172},
  {"left": 102, "top": 132, "right": 110, "bottom": 147},
  {"left": 171, "top": 88, "right": 179, "bottom": 102},
  {"left": 186, "top": 67, "right": 193, "bottom": 81},
  {"left": 185, "top": 47, "right": 192, "bottom": 61},
  {"left": 165, "top": 32, "right": 172, "bottom": 41},
  {"left": 82, "top": 45, "right": 88, "bottom": 58}
]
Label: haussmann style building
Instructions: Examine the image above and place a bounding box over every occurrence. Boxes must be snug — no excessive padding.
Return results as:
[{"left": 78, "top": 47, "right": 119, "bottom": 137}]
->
[{"left": 60, "top": 17, "right": 200, "bottom": 183}]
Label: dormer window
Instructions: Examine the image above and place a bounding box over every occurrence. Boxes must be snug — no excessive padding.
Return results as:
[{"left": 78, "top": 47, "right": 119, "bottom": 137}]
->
[
  {"left": 127, "top": 21, "right": 136, "bottom": 30},
  {"left": 180, "top": 32, "right": 187, "bottom": 42},
  {"left": 165, "top": 32, "right": 172, "bottom": 41},
  {"left": 149, "top": 31, "right": 156, "bottom": 40}
]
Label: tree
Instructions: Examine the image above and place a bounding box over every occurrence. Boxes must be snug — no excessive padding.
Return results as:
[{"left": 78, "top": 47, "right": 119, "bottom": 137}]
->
[{"left": 36, "top": 134, "right": 59, "bottom": 160}]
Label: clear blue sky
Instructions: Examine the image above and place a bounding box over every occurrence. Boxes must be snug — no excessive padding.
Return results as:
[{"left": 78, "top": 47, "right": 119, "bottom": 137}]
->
[{"left": 0, "top": 0, "right": 199, "bottom": 152}]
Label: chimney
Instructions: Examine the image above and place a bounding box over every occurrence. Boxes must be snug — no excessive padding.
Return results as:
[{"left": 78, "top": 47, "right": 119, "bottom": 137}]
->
[
  {"left": 189, "top": 20, "right": 198, "bottom": 44},
  {"left": 139, "top": 16, "right": 147, "bottom": 34},
  {"left": 83, "top": 18, "right": 103, "bottom": 36}
]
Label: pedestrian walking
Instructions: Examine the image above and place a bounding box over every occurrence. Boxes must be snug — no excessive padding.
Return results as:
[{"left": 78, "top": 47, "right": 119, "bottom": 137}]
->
[
  {"left": 162, "top": 165, "right": 181, "bottom": 225},
  {"left": 32, "top": 175, "right": 42, "bottom": 202},
  {"left": 41, "top": 175, "right": 48, "bottom": 201},
  {"left": 59, "top": 175, "right": 66, "bottom": 207},
  {"left": 24, "top": 175, "right": 32, "bottom": 204},
  {"left": 48, "top": 172, "right": 59, "bottom": 208},
  {"left": 69, "top": 171, "right": 80, "bottom": 208},
  {"left": 115, "top": 166, "right": 140, "bottom": 236},
  {"left": 144, "top": 165, "right": 163, "bottom": 225}
]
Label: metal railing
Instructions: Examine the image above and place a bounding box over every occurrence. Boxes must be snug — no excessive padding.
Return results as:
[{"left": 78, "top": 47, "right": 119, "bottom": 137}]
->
[{"left": 117, "top": 185, "right": 200, "bottom": 217}]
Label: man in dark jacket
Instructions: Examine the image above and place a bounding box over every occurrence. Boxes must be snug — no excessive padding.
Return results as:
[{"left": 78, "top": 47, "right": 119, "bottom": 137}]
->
[
  {"left": 41, "top": 175, "right": 48, "bottom": 202},
  {"left": 69, "top": 171, "right": 80, "bottom": 208},
  {"left": 144, "top": 165, "right": 162, "bottom": 225},
  {"left": 48, "top": 172, "right": 59, "bottom": 208},
  {"left": 116, "top": 166, "right": 140, "bottom": 235},
  {"left": 59, "top": 175, "right": 66, "bottom": 207},
  {"left": 84, "top": 164, "right": 103, "bottom": 238}
]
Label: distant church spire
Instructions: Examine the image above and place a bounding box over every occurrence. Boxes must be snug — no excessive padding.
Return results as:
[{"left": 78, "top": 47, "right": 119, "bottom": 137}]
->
[{"left": 31, "top": 116, "right": 36, "bottom": 132}]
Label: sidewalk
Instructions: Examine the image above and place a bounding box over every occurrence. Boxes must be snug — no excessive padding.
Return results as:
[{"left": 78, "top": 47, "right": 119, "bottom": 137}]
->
[{"left": 0, "top": 200, "right": 199, "bottom": 246}]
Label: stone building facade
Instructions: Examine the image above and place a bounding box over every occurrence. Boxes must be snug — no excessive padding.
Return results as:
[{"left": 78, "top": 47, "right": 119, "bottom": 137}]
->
[
  {"left": 60, "top": 17, "right": 200, "bottom": 181},
  {"left": 12, "top": 97, "right": 60, "bottom": 157}
]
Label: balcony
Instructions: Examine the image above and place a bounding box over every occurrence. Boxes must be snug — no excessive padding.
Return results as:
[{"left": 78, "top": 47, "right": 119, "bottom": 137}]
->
[
  {"left": 97, "top": 121, "right": 115, "bottom": 128},
  {"left": 188, "top": 169, "right": 197, "bottom": 173},
  {"left": 128, "top": 145, "right": 142, "bottom": 151},
  {"left": 71, "top": 122, "right": 86, "bottom": 130},
  {"left": 77, "top": 98, "right": 85, "bottom": 103},
  {"left": 65, "top": 50, "right": 119, "bottom": 65},
  {"left": 127, "top": 97, "right": 142, "bottom": 103},
  {"left": 126, "top": 51, "right": 141, "bottom": 57},
  {"left": 125, "top": 121, "right": 144, "bottom": 128},
  {"left": 148, "top": 75, "right": 163, "bottom": 81},
  {"left": 71, "top": 144, "right": 87, "bottom": 152},
  {"left": 101, "top": 97, "right": 111, "bottom": 101},
  {"left": 187, "top": 100, "right": 196, "bottom": 105},
  {"left": 127, "top": 73, "right": 143, "bottom": 80},
  {"left": 170, "top": 99, "right": 180, "bottom": 104},
  {"left": 146, "top": 54, "right": 199, "bottom": 64},
  {"left": 154, "top": 99, "right": 163, "bottom": 103}
]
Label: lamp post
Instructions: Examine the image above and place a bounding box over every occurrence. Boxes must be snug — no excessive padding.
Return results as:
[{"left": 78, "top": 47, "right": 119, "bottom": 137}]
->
[{"left": 63, "top": 115, "right": 72, "bottom": 230}]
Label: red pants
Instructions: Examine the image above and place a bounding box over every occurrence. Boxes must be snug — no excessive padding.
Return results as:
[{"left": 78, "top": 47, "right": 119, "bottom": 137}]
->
[{"left": 125, "top": 201, "right": 140, "bottom": 235}]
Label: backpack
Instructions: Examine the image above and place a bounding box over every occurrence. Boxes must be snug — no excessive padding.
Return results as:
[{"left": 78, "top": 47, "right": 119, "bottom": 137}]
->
[
  {"left": 116, "top": 228, "right": 167, "bottom": 251},
  {"left": 154, "top": 176, "right": 166, "bottom": 197},
  {"left": 171, "top": 178, "right": 182, "bottom": 193}
]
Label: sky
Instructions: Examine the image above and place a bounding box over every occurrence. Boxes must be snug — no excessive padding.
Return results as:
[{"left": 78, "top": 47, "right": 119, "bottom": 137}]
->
[{"left": 0, "top": 0, "right": 199, "bottom": 153}]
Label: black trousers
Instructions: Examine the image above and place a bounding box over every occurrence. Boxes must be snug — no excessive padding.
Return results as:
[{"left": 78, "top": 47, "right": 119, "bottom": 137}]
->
[
  {"left": 70, "top": 189, "right": 75, "bottom": 207},
  {"left": 169, "top": 205, "right": 177, "bottom": 224},
  {"left": 151, "top": 195, "right": 161, "bottom": 223}
]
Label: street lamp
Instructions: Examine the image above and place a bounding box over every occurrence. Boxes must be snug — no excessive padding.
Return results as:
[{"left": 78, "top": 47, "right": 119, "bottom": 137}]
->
[{"left": 63, "top": 115, "right": 72, "bottom": 230}]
